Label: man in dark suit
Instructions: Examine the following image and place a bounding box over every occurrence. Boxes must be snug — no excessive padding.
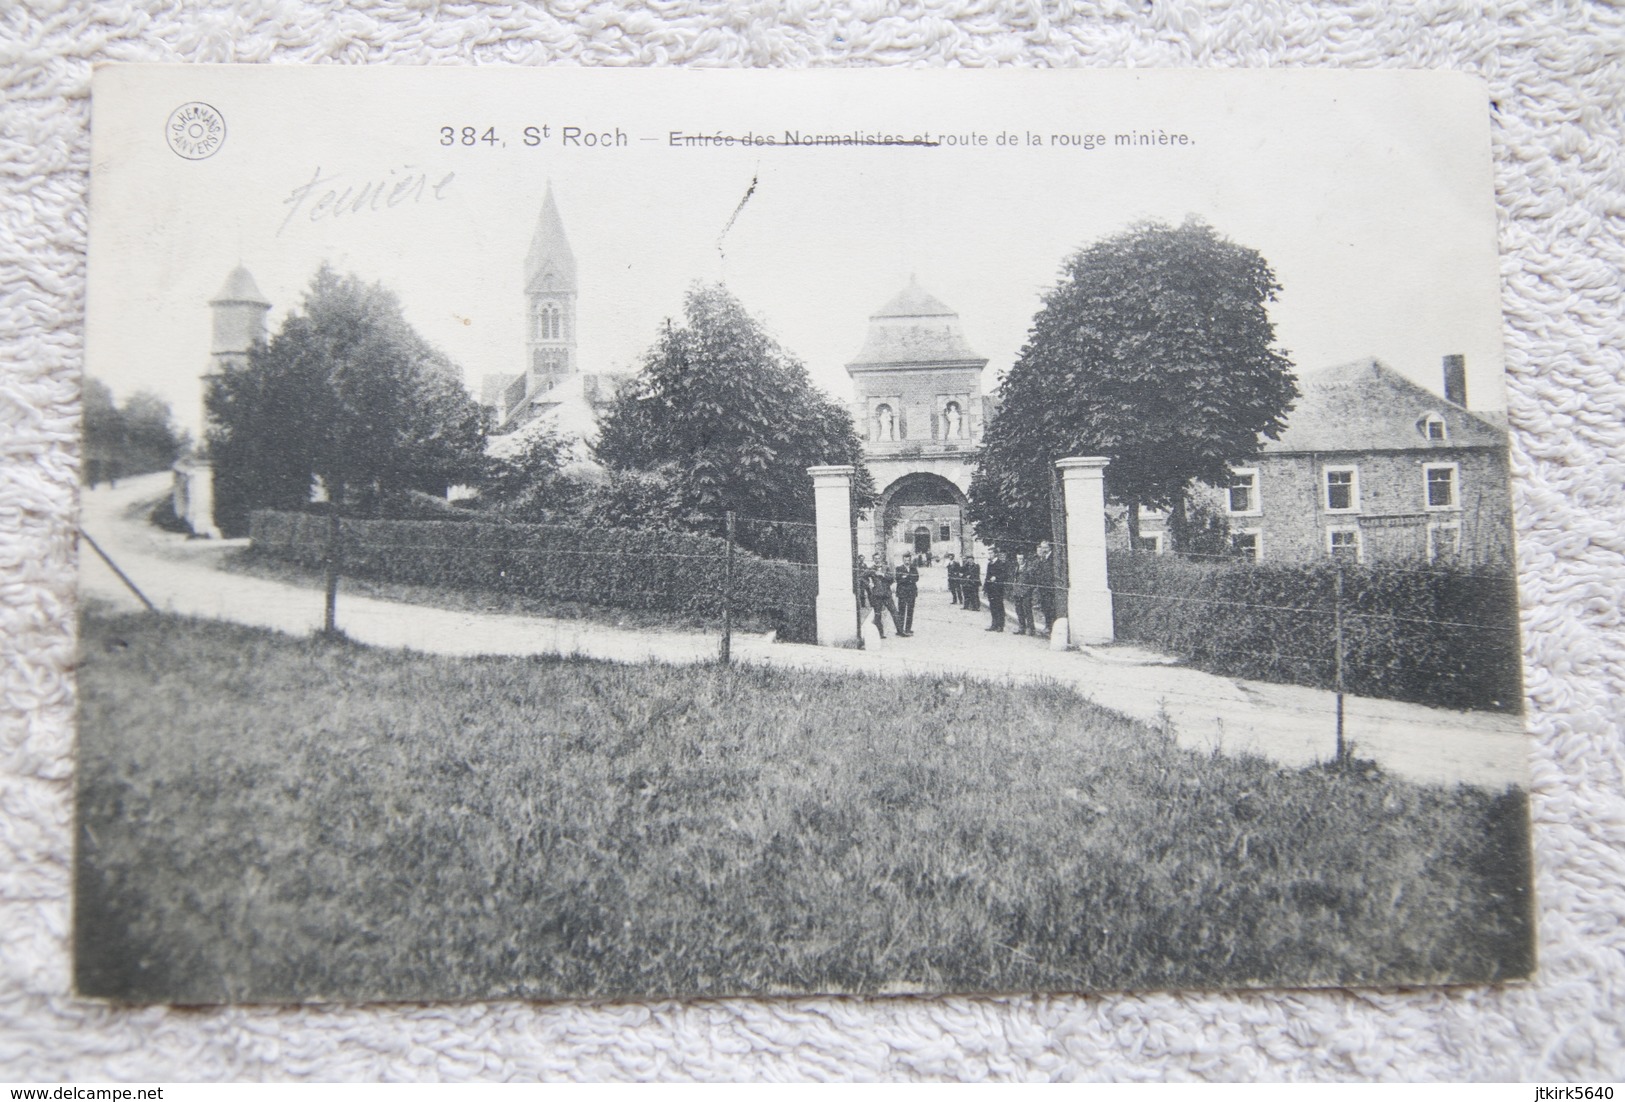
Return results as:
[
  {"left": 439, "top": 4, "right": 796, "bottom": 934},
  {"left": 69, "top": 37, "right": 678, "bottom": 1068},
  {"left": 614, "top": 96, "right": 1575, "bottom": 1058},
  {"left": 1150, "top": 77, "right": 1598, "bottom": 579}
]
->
[
  {"left": 983, "top": 550, "right": 1009, "bottom": 631},
  {"left": 1010, "top": 551, "right": 1035, "bottom": 635},
  {"left": 1033, "top": 540, "right": 1056, "bottom": 634},
  {"left": 893, "top": 557, "right": 919, "bottom": 635},
  {"left": 863, "top": 554, "right": 905, "bottom": 638},
  {"left": 946, "top": 554, "right": 961, "bottom": 605},
  {"left": 961, "top": 555, "right": 981, "bottom": 612}
]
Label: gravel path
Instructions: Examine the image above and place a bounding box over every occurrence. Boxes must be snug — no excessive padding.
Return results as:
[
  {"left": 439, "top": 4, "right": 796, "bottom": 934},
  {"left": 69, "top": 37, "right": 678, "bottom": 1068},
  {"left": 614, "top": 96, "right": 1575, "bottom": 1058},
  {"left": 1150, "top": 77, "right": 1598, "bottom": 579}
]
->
[{"left": 80, "top": 474, "right": 1531, "bottom": 788}]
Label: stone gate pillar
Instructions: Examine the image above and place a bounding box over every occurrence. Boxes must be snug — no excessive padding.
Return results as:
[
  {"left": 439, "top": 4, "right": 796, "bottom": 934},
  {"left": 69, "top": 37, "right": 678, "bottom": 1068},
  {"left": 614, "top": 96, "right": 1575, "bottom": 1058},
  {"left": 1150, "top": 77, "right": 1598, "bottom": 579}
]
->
[
  {"left": 173, "top": 456, "right": 221, "bottom": 540},
  {"left": 808, "top": 465, "right": 859, "bottom": 647},
  {"left": 1056, "top": 456, "right": 1113, "bottom": 645}
]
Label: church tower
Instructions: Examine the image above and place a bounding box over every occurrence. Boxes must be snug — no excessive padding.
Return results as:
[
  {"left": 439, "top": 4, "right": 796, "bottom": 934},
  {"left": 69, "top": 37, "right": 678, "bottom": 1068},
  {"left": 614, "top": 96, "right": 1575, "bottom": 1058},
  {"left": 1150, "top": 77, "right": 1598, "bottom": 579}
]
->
[
  {"left": 523, "top": 182, "right": 577, "bottom": 395},
  {"left": 487, "top": 184, "right": 623, "bottom": 444}
]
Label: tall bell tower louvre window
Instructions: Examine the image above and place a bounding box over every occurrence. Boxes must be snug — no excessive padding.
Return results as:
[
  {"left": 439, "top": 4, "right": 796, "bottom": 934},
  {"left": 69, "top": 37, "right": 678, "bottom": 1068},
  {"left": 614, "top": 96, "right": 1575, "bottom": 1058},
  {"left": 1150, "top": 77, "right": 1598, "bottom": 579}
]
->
[{"left": 532, "top": 302, "right": 564, "bottom": 341}]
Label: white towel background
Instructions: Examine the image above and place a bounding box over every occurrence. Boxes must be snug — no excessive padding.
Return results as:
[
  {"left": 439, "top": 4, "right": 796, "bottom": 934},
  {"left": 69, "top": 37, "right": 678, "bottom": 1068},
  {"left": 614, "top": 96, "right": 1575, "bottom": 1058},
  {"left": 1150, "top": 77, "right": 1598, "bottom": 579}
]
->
[{"left": 2, "top": 1, "right": 1621, "bottom": 1082}]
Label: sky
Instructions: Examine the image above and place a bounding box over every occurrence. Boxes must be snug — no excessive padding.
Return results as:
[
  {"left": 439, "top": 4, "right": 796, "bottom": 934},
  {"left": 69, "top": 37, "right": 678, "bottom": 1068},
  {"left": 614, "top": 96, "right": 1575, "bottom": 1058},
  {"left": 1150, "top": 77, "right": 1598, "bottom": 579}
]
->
[{"left": 86, "top": 67, "right": 1509, "bottom": 437}]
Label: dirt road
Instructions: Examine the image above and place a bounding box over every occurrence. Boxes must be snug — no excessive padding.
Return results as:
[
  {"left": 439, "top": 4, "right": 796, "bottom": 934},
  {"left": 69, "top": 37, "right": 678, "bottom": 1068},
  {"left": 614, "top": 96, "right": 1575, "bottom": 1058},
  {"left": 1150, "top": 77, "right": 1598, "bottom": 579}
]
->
[{"left": 79, "top": 475, "right": 1531, "bottom": 788}]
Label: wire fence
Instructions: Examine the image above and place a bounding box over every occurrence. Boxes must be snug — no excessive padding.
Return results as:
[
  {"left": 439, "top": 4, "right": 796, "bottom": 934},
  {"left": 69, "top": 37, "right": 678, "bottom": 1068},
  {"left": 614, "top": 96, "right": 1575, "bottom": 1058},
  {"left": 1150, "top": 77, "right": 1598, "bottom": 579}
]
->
[
  {"left": 233, "top": 505, "right": 1521, "bottom": 721},
  {"left": 247, "top": 508, "right": 824, "bottom": 656},
  {"left": 1102, "top": 549, "right": 1522, "bottom": 717}
]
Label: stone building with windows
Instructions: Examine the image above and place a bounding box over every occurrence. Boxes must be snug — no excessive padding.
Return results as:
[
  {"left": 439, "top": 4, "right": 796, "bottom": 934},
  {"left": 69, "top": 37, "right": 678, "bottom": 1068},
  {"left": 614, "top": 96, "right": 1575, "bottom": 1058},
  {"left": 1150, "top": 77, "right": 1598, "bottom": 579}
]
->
[
  {"left": 846, "top": 277, "right": 994, "bottom": 564},
  {"left": 1137, "top": 355, "right": 1514, "bottom": 567}
]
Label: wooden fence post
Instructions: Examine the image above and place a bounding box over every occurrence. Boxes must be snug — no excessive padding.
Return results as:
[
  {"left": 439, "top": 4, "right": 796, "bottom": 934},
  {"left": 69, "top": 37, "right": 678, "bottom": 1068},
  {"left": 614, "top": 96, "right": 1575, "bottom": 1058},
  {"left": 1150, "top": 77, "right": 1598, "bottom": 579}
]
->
[
  {"left": 323, "top": 509, "right": 341, "bottom": 635},
  {"left": 1334, "top": 564, "right": 1347, "bottom": 762},
  {"left": 721, "top": 510, "right": 735, "bottom": 664}
]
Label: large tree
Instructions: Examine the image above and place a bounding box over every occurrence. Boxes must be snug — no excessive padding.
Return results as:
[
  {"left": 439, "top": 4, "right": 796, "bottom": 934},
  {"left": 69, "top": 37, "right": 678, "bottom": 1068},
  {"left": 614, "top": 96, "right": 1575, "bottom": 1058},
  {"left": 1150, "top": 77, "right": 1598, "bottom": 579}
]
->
[
  {"left": 969, "top": 218, "right": 1298, "bottom": 549},
  {"left": 81, "top": 378, "right": 189, "bottom": 486},
  {"left": 206, "top": 266, "right": 487, "bottom": 535},
  {"left": 595, "top": 282, "right": 875, "bottom": 553}
]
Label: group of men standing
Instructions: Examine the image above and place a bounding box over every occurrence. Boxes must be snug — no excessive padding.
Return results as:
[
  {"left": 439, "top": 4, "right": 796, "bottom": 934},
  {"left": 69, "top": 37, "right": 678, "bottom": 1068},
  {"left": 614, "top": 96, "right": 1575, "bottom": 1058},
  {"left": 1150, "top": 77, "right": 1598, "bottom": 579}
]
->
[
  {"left": 859, "top": 542, "right": 1057, "bottom": 640},
  {"left": 957, "top": 543, "right": 1057, "bottom": 636}
]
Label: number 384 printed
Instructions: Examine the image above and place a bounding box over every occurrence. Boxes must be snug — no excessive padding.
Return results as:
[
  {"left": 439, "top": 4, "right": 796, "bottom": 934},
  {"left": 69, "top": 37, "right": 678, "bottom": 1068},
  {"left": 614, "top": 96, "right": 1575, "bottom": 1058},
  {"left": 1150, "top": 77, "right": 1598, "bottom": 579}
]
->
[{"left": 440, "top": 126, "right": 500, "bottom": 146}]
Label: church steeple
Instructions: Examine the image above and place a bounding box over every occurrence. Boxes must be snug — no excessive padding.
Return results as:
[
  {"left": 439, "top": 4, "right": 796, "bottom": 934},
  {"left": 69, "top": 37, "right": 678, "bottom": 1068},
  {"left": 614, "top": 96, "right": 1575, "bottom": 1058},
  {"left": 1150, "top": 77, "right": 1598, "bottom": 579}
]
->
[
  {"left": 525, "top": 183, "right": 577, "bottom": 295},
  {"left": 523, "top": 183, "right": 577, "bottom": 390}
]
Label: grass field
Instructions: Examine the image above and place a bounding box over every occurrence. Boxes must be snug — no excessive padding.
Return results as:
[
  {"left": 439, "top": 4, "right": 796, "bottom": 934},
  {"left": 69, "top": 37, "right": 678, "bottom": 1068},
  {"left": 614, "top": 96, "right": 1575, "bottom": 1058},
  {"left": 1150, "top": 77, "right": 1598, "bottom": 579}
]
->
[{"left": 75, "top": 606, "right": 1534, "bottom": 1003}]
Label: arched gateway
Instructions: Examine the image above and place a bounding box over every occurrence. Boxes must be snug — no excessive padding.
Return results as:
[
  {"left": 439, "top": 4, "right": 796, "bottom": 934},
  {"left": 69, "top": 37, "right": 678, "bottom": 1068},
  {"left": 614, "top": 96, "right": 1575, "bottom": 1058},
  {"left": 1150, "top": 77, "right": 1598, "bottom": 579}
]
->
[
  {"left": 877, "top": 472, "right": 971, "bottom": 560},
  {"left": 846, "top": 276, "right": 992, "bottom": 563}
]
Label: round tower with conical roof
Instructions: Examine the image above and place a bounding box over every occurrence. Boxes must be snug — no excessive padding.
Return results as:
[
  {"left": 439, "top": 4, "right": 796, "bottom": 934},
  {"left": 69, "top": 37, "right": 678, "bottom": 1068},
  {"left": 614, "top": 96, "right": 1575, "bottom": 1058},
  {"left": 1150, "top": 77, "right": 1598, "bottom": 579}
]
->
[
  {"left": 178, "top": 265, "right": 271, "bottom": 540},
  {"left": 209, "top": 265, "right": 272, "bottom": 369}
]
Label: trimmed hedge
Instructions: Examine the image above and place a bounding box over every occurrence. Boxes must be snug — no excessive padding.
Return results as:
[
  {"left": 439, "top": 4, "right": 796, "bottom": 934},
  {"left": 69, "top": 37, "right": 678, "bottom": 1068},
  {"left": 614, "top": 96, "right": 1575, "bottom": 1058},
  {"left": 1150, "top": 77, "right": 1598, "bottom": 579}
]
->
[
  {"left": 1108, "top": 551, "right": 1524, "bottom": 713},
  {"left": 249, "top": 510, "right": 818, "bottom": 643}
]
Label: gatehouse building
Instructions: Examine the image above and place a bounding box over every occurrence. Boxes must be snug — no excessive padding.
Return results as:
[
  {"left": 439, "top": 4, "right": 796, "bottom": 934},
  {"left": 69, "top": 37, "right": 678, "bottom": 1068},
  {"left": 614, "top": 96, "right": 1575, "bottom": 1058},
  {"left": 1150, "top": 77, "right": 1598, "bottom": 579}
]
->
[{"left": 846, "top": 277, "right": 993, "bottom": 565}]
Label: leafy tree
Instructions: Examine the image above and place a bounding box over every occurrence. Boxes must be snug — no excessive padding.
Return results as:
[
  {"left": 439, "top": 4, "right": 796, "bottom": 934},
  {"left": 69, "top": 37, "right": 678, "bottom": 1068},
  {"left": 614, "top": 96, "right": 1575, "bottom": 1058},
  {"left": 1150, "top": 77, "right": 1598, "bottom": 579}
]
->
[
  {"left": 970, "top": 218, "right": 1298, "bottom": 550},
  {"left": 206, "top": 266, "right": 487, "bottom": 535},
  {"left": 574, "top": 464, "right": 697, "bottom": 533},
  {"left": 478, "top": 426, "right": 584, "bottom": 521},
  {"left": 120, "top": 391, "right": 191, "bottom": 475},
  {"left": 81, "top": 377, "right": 122, "bottom": 488},
  {"left": 595, "top": 283, "right": 875, "bottom": 554},
  {"left": 81, "top": 378, "right": 188, "bottom": 486},
  {"left": 1167, "top": 496, "right": 1233, "bottom": 559}
]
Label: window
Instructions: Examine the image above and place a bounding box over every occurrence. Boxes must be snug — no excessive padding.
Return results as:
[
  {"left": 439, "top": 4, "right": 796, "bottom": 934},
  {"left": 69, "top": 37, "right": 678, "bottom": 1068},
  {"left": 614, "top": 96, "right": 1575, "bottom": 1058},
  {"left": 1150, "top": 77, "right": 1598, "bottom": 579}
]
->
[
  {"left": 1327, "top": 527, "right": 1361, "bottom": 563},
  {"left": 1323, "top": 466, "right": 1359, "bottom": 512},
  {"left": 1230, "top": 530, "right": 1260, "bottom": 562},
  {"left": 1421, "top": 413, "right": 1448, "bottom": 442},
  {"left": 1134, "top": 533, "right": 1164, "bottom": 554},
  {"left": 1428, "top": 521, "right": 1461, "bottom": 563},
  {"left": 1227, "top": 468, "right": 1260, "bottom": 516},
  {"left": 534, "top": 302, "right": 563, "bottom": 341},
  {"left": 938, "top": 524, "right": 951, "bottom": 542},
  {"left": 1425, "top": 463, "right": 1458, "bottom": 509}
]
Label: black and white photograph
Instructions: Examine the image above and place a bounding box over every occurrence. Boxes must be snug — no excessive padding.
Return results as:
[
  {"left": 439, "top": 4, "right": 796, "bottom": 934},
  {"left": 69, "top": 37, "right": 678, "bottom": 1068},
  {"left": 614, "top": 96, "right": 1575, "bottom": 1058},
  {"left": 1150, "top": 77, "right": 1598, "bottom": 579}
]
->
[{"left": 74, "top": 66, "right": 1536, "bottom": 1005}]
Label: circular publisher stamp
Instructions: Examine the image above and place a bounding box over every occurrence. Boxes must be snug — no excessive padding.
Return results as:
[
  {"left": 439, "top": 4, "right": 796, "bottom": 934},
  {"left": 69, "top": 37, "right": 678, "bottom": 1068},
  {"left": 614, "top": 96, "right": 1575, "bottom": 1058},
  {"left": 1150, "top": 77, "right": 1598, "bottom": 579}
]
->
[{"left": 165, "top": 102, "right": 226, "bottom": 160}]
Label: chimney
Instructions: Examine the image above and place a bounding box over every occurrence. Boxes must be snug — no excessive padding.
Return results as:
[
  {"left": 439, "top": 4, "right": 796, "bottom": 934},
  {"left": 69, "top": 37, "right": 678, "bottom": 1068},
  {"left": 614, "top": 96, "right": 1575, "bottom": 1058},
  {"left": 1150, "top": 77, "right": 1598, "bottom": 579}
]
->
[{"left": 1442, "top": 354, "right": 1467, "bottom": 408}]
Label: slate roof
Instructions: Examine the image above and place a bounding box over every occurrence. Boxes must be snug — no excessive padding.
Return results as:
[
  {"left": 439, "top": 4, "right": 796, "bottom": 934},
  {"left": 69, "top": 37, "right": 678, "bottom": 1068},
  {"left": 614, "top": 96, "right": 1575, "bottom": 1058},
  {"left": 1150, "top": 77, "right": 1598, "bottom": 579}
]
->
[
  {"left": 209, "top": 266, "right": 270, "bottom": 306},
  {"left": 874, "top": 278, "right": 956, "bottom": 320},
  {"left": 1264, "top": 357, "right": 1507, "bottom": 453},
  {"left": 524, "top": 183, "right": 576, "bottom": 293},
  {"left": 847, "top": 277, "right": 985, "bottom": 368}
]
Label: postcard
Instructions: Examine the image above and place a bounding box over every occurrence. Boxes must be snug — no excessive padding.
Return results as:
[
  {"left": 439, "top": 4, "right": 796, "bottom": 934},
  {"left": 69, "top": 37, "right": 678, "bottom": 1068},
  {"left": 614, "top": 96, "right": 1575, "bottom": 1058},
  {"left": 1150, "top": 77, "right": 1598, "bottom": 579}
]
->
[{"left": 77, "top": 65, "right": 1532, "bottom": 1002}]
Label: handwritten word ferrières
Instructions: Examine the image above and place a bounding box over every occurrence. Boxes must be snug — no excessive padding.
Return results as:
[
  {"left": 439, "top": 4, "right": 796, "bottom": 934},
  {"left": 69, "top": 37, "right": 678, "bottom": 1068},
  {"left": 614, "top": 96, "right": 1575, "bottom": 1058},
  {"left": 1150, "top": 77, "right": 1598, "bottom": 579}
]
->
[{"left": 278, "top": 166, "right": 456, "bottom": 236}]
